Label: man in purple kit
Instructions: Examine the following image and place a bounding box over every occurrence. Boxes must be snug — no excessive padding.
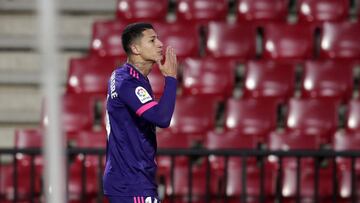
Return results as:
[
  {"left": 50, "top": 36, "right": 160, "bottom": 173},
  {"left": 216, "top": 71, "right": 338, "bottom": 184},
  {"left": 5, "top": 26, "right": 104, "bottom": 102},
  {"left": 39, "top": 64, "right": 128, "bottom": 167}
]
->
[{"left": 103, "top": 22, "right": 178, "bottom": 203}]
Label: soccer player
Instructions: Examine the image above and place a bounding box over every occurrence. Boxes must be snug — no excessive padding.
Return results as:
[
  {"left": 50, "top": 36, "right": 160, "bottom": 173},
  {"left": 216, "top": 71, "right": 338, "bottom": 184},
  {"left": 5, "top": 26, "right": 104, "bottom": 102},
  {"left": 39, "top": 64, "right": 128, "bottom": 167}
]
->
[{"left": 103, "top": 22, "right": 177, "bottom": 203}]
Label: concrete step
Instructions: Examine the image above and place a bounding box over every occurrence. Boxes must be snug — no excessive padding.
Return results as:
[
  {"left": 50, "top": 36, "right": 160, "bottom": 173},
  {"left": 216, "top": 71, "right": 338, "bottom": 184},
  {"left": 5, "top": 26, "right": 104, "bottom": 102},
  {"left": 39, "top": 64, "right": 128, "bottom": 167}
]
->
[
  {"left": 0, "top": 13, "right": 113, "bottom": 50},
  {"left": 0, "top": 86, "right": 43, "bottom": 124},
  {"left": 0, "top": 51, "right": 84, "bottom": 85},
  {"left": 0, "top": 0, "right": 116, "bottom": 13}
]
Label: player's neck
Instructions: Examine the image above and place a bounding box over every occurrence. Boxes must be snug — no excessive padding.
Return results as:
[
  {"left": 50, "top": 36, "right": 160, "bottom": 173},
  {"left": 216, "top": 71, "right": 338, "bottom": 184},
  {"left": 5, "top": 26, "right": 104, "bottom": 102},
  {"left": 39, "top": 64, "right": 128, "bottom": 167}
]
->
[{"left": 127, "top": 56, "right": 153, "bottom": 77}]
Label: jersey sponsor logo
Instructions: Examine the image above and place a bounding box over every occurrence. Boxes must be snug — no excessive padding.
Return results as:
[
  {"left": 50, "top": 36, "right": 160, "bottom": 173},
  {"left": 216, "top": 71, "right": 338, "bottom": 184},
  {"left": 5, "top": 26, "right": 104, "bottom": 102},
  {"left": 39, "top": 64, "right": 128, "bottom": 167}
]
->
[{"left": 135, "top": 86, "right": 152, "bottom": 104}]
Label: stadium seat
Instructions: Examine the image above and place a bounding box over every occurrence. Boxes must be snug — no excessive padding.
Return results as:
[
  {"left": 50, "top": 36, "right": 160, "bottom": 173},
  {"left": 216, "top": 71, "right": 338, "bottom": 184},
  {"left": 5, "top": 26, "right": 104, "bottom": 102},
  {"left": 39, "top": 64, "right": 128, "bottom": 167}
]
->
[
  {"left": 262, "top": 23, "right": 315, "bottom": 61},
  {"left": 90, "top": 20, "right": 128, "bottom": 57},
  {"left": 224, "top": 98, "right": 279, "bottom": 142},
  {"left": 224, "top": 159, "right": 278, "bottom": 198},
  {"left": 333, "top": 130, "right": 360, "bottom": 198},
  {"left": 296, "top": 0, "right": 350, "bottom": 24},
  {"left": 68, "top": 130, "right": 107, "bottom": 201},
  {"left": 281, "top": 160, "right": 335, "bottom": 200},
  {"left": 268, "top": 129, "right": 334, "bottom": 200},
  {"left": 236, "top": 0, "right": 289, "bottom": 24},
  {"left": 5, "top": 128, "right": 44, "bottom": 201},
  {"left": 164, "top": 96, "right": 218, "bottom": 142},
  {"left": 242, "top": 60, "right": 296, "bottom": 102},
  {"left": 175, "top": 0, "right": 228, "bottom": 25},
  {"left": 205, "top": 130, "right": 259, "bottom": 150},
  {"left": 66, "top": 55, "right": 125, "bottom": 94},
  {"left": 162, "top": 159, "right": 221, "bottom": 202},
  {"left": 320, "top": 22, "right": 360, "bottom": 59},
  {"left": 42, "top": 93, "right": 104, "bottom": 134},
  {"left": 285, "top": 98, "right": 339, "bottom": 143},
  {"left": 300, "top": 60, "right": 355, "bottom": 102},
  {"left": 181, "top": 57, "right": 236, "bottom": 100},
  {"left": 268, "top": 129, "right": 322, "bottom": 152},
  {"left": 205, "top": 22, "right": 257, "bottom": 60},
  {"left": 153, "top": 22, "right": 201, "bottom": 59},
  {"left": 344, "top": 99, "right": 360, "bottom": 132},
  {"left": 116, "top": 0, "right": 168, "bottom": 22}
]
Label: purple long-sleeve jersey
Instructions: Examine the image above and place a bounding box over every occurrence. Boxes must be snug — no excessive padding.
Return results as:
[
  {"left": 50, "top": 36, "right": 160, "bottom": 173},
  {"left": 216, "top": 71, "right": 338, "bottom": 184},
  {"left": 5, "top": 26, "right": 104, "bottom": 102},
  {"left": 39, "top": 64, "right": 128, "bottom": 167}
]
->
[{"left": 103, "top": 63, "right": 177, "bottom": 197}]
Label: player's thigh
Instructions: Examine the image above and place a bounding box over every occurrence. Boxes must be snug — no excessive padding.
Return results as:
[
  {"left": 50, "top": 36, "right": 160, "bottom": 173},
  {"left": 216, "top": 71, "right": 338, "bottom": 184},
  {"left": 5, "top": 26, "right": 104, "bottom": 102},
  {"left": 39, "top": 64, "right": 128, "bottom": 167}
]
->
[{"left": 107, "top": 196, "right": 161, "bottom": 203}]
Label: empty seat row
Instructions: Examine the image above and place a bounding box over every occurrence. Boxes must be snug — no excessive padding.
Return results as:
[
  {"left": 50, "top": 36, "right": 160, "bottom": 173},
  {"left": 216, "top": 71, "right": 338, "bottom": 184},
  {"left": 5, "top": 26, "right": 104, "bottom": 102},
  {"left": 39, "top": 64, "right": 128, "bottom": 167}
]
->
[
  {"left": 8, "top": 127, "right": 360, "bottom": 202},
  {"left": 67, "top": 55, "right": 359, "bottom": 104},
  {"left": 0, "top": 129, "right": 107, "bottom": 202},
  {"left": 90, "top": 20, "right": 360, "bottom": 60},
  {"left": 115, "top": 0, "right": 357, "bottom": 25}
]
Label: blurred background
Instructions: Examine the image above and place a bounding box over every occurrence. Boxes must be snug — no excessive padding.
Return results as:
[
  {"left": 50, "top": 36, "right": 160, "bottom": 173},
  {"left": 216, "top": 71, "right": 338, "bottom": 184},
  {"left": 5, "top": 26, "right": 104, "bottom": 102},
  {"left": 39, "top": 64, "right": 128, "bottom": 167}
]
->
[{"left": 0, "top": 0, "right": 360, "bottom": 202}]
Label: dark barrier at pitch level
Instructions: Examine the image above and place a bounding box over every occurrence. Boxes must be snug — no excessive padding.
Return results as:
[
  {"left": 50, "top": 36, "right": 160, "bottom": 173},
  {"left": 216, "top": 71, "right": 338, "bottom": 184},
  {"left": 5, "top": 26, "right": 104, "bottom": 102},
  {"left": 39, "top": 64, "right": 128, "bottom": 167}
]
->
[{"left": 0, "top": 148, "right": 359, "bottom": 203}]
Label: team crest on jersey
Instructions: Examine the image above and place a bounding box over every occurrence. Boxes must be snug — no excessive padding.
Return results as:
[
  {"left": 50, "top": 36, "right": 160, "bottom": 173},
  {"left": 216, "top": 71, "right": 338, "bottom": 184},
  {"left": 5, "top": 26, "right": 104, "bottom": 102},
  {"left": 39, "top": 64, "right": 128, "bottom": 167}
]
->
[{"left": 135, "top": 86, "right": 152, "bottom": 103}]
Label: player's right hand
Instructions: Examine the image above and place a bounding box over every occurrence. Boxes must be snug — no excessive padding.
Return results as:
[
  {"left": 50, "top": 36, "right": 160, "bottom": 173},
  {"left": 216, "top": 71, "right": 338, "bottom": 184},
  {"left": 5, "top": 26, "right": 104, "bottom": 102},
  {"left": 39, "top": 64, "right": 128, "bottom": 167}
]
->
[{"left": 157, "top": 46, "right": 177, "bottom": 78}]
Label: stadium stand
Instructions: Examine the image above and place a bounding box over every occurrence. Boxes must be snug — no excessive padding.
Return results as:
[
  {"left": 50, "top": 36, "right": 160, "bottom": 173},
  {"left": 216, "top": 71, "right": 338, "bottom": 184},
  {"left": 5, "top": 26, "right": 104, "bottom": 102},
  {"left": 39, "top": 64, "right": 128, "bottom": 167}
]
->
[
  {"left": 236, "top": 0, "right": 289, "bottom": 24},
  {"left": 175, "top": 0, "right": 229, "bottom": 25},
  {"left": 115, "top": 0, "right": 169, "bottom": 22},
  {"left": 319, "top": 22, "right": 360, "bottom": 59},
  {"left": 344, "top": 99, "right": 360, "bottom": 132},
  {"left": 262, "top": 23, "right": 316, "bottom": 61},
  {"left": 242, "top": 60, "right": 296, "bottom": 103},
  {"left": 205, "top": 22, "right": 257, "bottom": 61},
  {"left": 285, "top": 98, "right": 340, "bottom": 143},
  {"left": 300, "top": 60, "right": 355, "bottom": 102},
  {"left": 296, "top": 0, "right": 350, "bottom": 24},
  {"left": 224, "top": 98, "right": 279, "bottom": 142},
  {"left": 181, "top": 57, "right": 236, "bottom": 100}
]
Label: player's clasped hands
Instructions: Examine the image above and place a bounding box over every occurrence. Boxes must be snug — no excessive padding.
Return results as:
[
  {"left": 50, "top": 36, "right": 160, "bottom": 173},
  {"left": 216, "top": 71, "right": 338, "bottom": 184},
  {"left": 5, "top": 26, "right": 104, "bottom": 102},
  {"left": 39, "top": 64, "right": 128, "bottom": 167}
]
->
[{"left": 157, "top": 46, "right": 178, "bottom": 78}]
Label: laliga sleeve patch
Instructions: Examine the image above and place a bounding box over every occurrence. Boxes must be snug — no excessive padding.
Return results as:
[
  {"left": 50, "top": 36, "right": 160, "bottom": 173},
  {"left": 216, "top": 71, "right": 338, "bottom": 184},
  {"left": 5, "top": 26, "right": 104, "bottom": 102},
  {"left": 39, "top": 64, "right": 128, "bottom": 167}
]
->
[{"left": 135, "top": 86, "right": 152, "bottom": 104}]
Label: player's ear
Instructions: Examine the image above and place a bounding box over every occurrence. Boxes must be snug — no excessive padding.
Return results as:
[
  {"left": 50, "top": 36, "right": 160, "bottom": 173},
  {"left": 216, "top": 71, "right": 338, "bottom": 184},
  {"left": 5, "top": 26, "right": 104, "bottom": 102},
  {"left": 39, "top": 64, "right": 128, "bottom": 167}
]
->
[{"left": 130, "top": 43, "right": 140, "bottom": 55}]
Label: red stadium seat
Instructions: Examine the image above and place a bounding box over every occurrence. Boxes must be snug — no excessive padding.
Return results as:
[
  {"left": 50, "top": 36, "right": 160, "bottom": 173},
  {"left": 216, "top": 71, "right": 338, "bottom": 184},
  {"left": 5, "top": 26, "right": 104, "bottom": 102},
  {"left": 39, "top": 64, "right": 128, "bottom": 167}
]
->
[
  {"left": 242, "top": 60, "right": 296, "bottom": 102},
  {"left": 90, "top": 20, "right": 128, "bottom": 57},
  {"left": 285, "top": 98, "right": 339, "bottom": 143},
  {"left": 165, "top": 96, "right": 218, "bottom": 142},
  {"left": 345, "top": 99, "right": 360, "bottom": 132},
  {"left": 224, "top": 98, "right": 279, "bottom": 142},
  {"left": 296, "top": 0, "right": 350, "bottom": 24},
  {"left": 268, "top": 129, "right": 322, "bottom": 151},
  {"left": 333, "top": 130, "right": 360, "bottom": 198},
  {"left": 153, "top": 22, "right": 201, "bottom": 59},
  {"left": 269, "top": 129, "right": 334, "bottom": 200},
  {"left": 225, "top": 159, "right": 278, "bottom": 198},
  {"left": 205, "top": 130, "right": 259, "bottom": 150},
  {"left": 205, "top": 130, "right": 260, "bottom": 175},
  {"left": 42, "top": 94, "right": 104, "bottom": 134},
  {"left": 320, "top": 22, "right": 360, "bottom": 59},
  {"left": 205, "top": 130, "right": 277, "bottom": 199},
  {"left": 68, "top": 130, "right": 107, "bottom": 201},
  {"left": 116, "top": 0, "right": 168, "bottom": 22},
  {"left": 175, "top": 0, "right": 228, "bottom": 25},
  {"left": 300, "top": 60, "right": 355, "bottom": 102},
  {"left": 281, "top": 160, "right": 335, "bottom": 199},
  {"left": 181, "top": 57, "right": 236, "bottom": 100},
  {"left": 262, "top": 23, "right": 315, "bottom": 61},
  {"left": 205, "top": 22, "right": 257, "bottom": 60},
  {"left": 163, "top": 160, "right": 221, "bottom": 201},
  {"left": 66, "top": 55, "right": 125, "bottom": 94},
  {"left": 6, "top": 128, "right": 44, "bottom": 201},
  {"left": 236, "top": 0, "right": 289, "bottom": 24}
]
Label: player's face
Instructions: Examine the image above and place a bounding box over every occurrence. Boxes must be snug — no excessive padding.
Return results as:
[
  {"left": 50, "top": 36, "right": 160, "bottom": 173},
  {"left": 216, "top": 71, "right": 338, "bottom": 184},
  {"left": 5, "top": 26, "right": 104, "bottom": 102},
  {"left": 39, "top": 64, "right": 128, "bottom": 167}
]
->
[{"left": 137, "top": 29, "right": 164, "bottom": 62}]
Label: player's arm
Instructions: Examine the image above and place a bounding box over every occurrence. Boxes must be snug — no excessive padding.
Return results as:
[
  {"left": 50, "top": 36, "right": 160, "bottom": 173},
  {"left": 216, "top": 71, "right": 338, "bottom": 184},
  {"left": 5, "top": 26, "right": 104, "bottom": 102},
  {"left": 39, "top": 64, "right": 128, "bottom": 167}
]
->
[
  {"left": 138, "top": 46, "right": 178, "bottom": 127},
  {"left": 118, "top": 46, "right": 178, "bottom": 128}
]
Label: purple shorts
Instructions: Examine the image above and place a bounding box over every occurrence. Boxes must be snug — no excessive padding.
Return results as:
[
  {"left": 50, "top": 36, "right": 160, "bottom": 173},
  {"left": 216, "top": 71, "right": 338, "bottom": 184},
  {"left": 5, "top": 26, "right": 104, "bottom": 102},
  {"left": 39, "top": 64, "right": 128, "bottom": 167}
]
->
[{"left": 107, "top": 196, "right": 161, "bottom": 203}]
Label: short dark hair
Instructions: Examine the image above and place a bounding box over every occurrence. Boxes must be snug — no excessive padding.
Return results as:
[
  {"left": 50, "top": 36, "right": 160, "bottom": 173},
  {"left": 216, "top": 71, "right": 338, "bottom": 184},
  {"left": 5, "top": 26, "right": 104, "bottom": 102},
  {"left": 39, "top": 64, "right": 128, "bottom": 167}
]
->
[{"left": 121, "top": 22, "right": 154, "bottom": 55}]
